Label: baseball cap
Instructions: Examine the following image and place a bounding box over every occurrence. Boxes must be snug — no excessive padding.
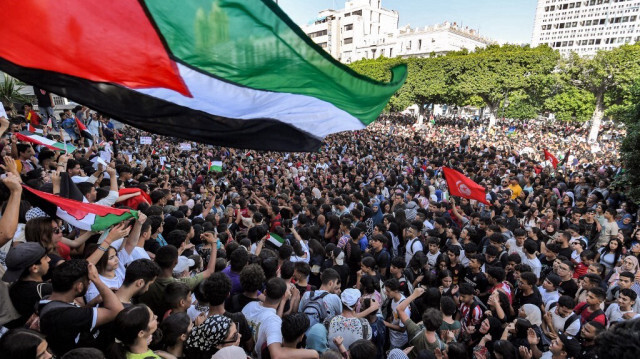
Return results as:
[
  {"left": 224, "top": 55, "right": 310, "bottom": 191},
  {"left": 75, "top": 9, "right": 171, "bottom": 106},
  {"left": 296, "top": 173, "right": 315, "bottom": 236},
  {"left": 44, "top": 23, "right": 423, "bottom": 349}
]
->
[
  {"left": 2, "top": 243, "right": 47, "bottom": 282},
  {"left": 546, "top": 273, "right": 562, "bottom": 287},
  {"left": 558, "top": 334, "right": 581, "bottom": 358},
  {"left": 341, "top": 288, "right": 361, "bottom": 311},
  {"left": 173, "top": 256, "right": 195, "bottom": 275}
]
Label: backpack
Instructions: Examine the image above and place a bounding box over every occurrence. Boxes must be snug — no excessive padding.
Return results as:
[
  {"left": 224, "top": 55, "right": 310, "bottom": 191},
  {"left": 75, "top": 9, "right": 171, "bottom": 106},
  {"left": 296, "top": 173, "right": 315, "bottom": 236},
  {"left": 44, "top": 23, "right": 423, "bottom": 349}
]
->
[
  {"left": 548, "top": 302, "right": 580, "bottom": 333},
  {"left": 408, "top": 238, "right": 422, "bottom": 256},
  {"left": 575, "top": 302, "right": 608, "bottom": 327},
  {"left": 302, "top": 291, "right": 330, "bottom": 327}
]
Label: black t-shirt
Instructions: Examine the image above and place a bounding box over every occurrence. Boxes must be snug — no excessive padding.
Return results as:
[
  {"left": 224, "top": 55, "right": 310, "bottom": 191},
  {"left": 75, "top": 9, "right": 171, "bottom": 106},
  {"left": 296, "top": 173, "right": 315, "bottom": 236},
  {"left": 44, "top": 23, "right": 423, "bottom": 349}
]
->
[
  {"left": 346, "top": 241, "right": 362, "bottom": 274},
  {"left": 332, "top": 264, "right": 350, "bottom": 292},
  {"left": 463, "top": 270, "right": 489, "bottom": 295},
  {"left": 373, "top": 248, "right": 391, "bottom": 275},
  {"left": 448, "top": 262, "right": 467, "bottom": 285},
  {"left": 227, "top": 293, "right": 260, "bottom": 313},
  {"left": 6, "top": 280, "right": 52, "bottom": 328},
  {"left": 513, "top": 288, "right": 543, "bottom": 309},
  {"left": 38, "top": 300, "right": 97, "bottom": 356},
  {"left": 539, "top": 255, "right": 556, "bottom": 281},
  {"left": 294, "top": 283, "right": 317, "bottom": 298},
  {"left": 558, "top": 246, "right": 573, "bottom": 261},
  {"left": 34, "top": 87, "right": 53, "bottom": 108},
  {"left": 559, "top": 279, "right": 579, "bottom": 298}
]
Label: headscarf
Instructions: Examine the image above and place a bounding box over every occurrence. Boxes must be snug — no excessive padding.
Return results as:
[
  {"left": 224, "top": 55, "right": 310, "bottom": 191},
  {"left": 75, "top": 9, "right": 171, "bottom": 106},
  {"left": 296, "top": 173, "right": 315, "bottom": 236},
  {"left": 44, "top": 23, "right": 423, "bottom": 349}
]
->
[
  {"left": 388, "top": 348, "right": 410, "bottom": 359},
  {"left": 522, "top": 304, "right": 542, "bottom": 326},
  {"left": 609, "top": 255, "right": 639, "bottom": 286},
  {"left": 185, "top": 314, "right": 231, "bottom": 352},
  {"left": 305, "top": 323, "right": 329, "bottom": 353}
]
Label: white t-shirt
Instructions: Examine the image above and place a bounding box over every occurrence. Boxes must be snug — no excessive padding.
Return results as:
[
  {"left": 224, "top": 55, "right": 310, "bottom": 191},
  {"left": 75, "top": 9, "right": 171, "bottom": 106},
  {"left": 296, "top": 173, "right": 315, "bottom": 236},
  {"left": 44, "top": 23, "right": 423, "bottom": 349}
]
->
[
  {"left": 242, "top": 301, "right": 282, "bottom": 359},
  {"left": 389, "top": 296, "right": 410, "bottom": 348},
  {"left": 551, "top": 308, "right": 581, "bottom": 336},
  {"left": 522, "top": 256, "right": 542, "bottom": 277},
  {"left": 85, "top": 239, "right": 146, "bottom": 303},
  {"left": 405, "top": 237, "right": 423, "bottom": 264}
]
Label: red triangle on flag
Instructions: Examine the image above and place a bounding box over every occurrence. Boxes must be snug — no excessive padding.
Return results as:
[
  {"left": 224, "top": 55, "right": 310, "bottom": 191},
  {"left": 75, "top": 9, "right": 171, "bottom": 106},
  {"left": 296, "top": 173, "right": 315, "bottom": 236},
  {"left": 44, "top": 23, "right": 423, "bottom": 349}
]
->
[{"left": 0, "top": 0, "right": 190, "bottom": 97}]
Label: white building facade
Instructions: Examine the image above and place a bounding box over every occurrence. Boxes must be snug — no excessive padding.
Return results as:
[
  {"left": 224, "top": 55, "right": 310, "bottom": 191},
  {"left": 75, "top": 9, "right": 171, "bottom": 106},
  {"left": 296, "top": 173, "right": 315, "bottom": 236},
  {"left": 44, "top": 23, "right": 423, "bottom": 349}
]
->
[
  {"left": 301, "top": 0, "right": 494, "bottom": 63},
  {"left": 531, "top": 0, "right": 640, "bottom": 56}
]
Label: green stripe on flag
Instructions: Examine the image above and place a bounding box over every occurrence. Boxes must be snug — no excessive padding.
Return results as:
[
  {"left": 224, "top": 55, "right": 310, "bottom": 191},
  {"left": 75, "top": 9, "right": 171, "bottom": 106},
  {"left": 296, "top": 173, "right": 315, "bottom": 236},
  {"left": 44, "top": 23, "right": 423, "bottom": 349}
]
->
[
  {"left": 209, "top": 160, "right": 222, "bottom": 172},
  {"left": 267, "top": 232, "right": 285, "bottom": 247},
  {"left": 142, "top": 0, "right": 406, "bottom": 125},
  {"left": 91, "top": 210, "right": 138, "bottom": 231}
]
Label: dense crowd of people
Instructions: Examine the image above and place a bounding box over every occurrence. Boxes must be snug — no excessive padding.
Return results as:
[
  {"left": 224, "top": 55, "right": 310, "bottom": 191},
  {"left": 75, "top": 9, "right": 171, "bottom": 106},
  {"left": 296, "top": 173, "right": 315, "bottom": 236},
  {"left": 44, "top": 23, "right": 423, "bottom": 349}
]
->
[{"left": 0, "top": 102, "right": 638, "bottom": 359}]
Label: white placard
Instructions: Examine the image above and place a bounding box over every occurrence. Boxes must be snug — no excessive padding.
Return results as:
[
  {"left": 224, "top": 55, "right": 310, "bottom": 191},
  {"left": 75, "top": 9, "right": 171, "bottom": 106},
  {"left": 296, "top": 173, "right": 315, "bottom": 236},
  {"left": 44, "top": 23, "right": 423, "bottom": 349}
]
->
[
  {"left": 180, "top": 143, "right": 192, "bottom": 151},
  {"left": 140, "top": 136, "right": 152, "bottom": 145},
  {"left": 0, "top": 101, "right": 6, "bottom": 119}
]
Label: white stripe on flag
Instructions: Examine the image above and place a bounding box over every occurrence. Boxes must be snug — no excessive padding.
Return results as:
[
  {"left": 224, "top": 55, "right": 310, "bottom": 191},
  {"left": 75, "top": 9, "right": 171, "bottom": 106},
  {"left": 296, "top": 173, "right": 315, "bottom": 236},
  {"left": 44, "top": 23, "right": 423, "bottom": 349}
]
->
[{"left": 135, "top": 63, "right": 365, "bottom": 139}]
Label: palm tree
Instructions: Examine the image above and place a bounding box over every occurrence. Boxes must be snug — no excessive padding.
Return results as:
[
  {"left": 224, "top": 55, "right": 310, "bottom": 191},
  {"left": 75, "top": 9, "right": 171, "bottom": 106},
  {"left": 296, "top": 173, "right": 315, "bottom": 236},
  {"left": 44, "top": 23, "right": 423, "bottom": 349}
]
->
[{"left": 0, "top": 74, "right": 29, "bottom": 115}]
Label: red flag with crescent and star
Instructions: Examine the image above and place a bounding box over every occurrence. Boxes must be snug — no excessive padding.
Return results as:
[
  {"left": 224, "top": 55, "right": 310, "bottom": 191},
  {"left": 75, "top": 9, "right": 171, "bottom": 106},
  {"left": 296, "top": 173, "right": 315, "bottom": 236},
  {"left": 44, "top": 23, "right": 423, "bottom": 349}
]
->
[
  {"left": 442, "top": 167, "right": 490, "bottom": 206},
  {"left": 543, "top": 149, "right": 559, "bottom": 169}
]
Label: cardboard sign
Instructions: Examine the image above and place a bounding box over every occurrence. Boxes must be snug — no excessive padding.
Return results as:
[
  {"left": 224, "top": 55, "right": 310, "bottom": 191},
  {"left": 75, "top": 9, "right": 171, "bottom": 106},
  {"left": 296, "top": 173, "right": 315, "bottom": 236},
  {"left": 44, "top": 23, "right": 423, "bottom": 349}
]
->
[
  {"left": 140, "top": 136, "right": 152, "bottom": 145},
  {"left": 180, "top": 143, "right": 192, "bottom": 151}
]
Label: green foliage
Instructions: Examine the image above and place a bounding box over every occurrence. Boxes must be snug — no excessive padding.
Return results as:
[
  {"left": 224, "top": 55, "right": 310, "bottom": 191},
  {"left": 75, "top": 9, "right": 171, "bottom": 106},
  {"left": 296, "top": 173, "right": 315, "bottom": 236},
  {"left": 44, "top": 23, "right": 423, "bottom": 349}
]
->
[
  {"left": 0, "top": 74, "right": 28, "bottom": 113},
  {"left": 349, "top": 44, "right": 640, "bottom": 126},
  {"left": 503, "top": 90, "right": 539, "bottom": 120},
  {"left": 543, "top": 86, "right": 595, "bottom": 122}
]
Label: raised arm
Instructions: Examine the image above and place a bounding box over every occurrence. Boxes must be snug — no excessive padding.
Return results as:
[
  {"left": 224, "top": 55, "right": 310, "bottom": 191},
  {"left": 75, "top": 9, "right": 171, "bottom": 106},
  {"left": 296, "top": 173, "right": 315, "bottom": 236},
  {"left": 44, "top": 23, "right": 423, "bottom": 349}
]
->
[
  {"left": 397, "top": 287, "right": 424, "bottom": 324},
  {"left": 88, "top": 263, "right": 124, "bottom": 326},
  {"left": 87, "top": 223, "right": 130, "bottom": 265},
  {"left": 0, "top": 173, "right": 22, "bottom": 247},
  {"left": 124, "top": 212, "right": 146, "bottom": 255},
  {"left": 200, "top": 232, "right": 218, "bottom": 278}
]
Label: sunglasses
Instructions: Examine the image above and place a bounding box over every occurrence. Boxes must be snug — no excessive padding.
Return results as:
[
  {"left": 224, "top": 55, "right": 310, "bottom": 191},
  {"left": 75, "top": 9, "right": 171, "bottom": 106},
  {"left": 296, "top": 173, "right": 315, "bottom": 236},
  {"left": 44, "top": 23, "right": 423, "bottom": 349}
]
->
[{"left": 221, "top": 322, "right": 240, "bottom": 344}]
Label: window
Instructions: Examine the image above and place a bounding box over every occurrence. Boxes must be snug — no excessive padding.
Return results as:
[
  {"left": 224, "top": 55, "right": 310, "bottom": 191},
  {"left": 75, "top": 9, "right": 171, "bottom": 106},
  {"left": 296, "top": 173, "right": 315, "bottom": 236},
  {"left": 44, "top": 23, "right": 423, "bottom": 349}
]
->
[
  {"left": 344, "top": 37, "right": 353, "bottom": 44},
  {"left": 586, "top": 19, "right": 592, "bottom": 25},
  {"left": 418, "top": 39, "right": 422, "bottom": 49},
  {"left": 595, "top": 39, "right": 602, "bottom": 44},
  {"left": 344, "top": 24, "right": 353, "bottom": 31},
  {"left": 600, "top": 19, "right": 606, "bottom": 24},
  {"left": 631, "top": 15, "right": 637, "bottom": 21},
  {"left": 352, "top": 10, "right": 362, "bottom": 16}
]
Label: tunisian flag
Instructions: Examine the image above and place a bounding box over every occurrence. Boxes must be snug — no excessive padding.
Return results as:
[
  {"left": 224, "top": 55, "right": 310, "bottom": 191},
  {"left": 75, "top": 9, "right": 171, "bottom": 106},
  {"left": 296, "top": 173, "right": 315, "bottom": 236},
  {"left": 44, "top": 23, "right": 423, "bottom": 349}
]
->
[
  {"left": 543, "top": 149, "right": 559, "bottom": 169},
  {"left": 442, "top": 167, "right": 490, "bottom": 205}
]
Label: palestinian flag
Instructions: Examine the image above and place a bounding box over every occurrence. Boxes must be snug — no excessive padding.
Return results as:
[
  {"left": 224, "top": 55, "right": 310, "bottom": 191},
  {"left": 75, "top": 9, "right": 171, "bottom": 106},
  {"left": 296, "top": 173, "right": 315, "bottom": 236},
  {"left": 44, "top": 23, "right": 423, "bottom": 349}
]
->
[
  {"left": 208, "top": 160, "right": 222, "bottom": 173},
  {"left": 27, "top": 123, "right": 43, "bottom": 134},
  {"left": 75, "top": 117, "right": 93, "bottom": 140},
  {"left": 22, "top": 185, "right": 138, "bottom": 231},
  {"left": 16, "top": 131, "right": 76, "bottom": 153},
  {"left": 267, "top": 232, "right": 285, "bottom": 248},
  {"left": 0, "top": 0, "right": 406, "bottom": 152}
]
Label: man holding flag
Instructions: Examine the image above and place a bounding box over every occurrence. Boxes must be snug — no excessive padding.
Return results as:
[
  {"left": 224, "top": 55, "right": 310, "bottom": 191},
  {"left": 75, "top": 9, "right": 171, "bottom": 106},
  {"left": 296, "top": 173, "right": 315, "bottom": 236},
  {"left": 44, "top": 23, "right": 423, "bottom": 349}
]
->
[
  {"left": 442, "top": 166, "right": 490, "bottom": 206},
  {"left": 544, "top": 148, "right": 559, "bottom": 169}
]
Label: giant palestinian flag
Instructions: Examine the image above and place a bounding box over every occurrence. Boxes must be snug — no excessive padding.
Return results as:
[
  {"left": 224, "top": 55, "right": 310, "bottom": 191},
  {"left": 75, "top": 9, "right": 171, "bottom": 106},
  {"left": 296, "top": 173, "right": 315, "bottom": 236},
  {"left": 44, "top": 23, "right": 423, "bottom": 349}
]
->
[
  {"left": 22, "top": 185, "right": 138, "bottom": 231},
  {"left": 0, "top": 0, "right": 407, "bottom": 152}
]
